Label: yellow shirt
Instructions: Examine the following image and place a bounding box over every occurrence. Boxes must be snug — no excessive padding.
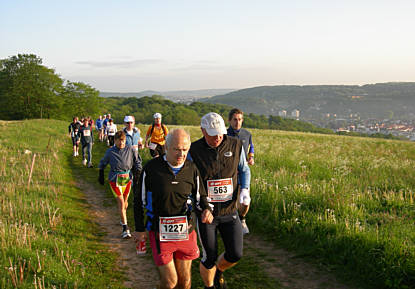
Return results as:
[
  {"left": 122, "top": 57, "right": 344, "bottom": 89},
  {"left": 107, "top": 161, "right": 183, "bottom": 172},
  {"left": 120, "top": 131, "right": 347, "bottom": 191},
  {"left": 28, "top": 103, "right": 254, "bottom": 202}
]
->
[{"left": 146, "top": 124, "right": 168, "bottom": 145}]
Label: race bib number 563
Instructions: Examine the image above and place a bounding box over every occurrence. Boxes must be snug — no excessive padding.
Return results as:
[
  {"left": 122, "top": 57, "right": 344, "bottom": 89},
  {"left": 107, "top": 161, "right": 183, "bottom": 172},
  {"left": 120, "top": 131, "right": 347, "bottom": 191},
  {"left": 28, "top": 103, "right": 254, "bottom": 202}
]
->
[
  {"left": 159, "top": 216, "right": 188, "bottom": 241},
  {"left": 207, "top": 178, "right": 233, "bottom": 202}
]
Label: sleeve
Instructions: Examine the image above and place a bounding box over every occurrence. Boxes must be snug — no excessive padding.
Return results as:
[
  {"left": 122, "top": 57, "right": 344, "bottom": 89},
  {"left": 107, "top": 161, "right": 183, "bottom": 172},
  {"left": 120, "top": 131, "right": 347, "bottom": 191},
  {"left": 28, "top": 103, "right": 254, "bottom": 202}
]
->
[
  {"left": 133, "top": 149, "right": 143, "bottom": 173},
  {"left": 164, "top": 125, "right": 169, "bottom": 135},
  {"left": 248, "top": 135, "right": 255, "bottom": 157},
  {"left": 238, "top": 146, "right": 251, "bottom": 189},
  {"left": 193, "top": 166, "right": 210, "bottom": 212},
  {"left": 146, "top": 126, "right": 152, "bottom": 137},
  {"left": 134, "top": 170, "right": 147, "bottom": 232},
  {"left": 98, "top": 149, "right": 110, "bottom": 170},
  {"left": 68, "top": 124, "right": 71, "bottom": 133}
]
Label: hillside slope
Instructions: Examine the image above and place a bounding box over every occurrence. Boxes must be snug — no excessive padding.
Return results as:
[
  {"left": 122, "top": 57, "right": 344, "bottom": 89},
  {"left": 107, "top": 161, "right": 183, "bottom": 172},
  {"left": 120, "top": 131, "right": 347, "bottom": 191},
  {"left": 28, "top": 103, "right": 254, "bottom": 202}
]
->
[{"left": 204, "top": 82, "right": 415, "bottom": 120}]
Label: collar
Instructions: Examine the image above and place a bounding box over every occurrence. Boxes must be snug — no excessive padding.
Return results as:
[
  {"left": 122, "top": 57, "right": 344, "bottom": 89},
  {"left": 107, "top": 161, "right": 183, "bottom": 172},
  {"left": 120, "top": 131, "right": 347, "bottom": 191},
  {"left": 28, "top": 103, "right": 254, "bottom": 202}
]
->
[{"left": 163, "top": 155, "right": 185, "bottom": 170}]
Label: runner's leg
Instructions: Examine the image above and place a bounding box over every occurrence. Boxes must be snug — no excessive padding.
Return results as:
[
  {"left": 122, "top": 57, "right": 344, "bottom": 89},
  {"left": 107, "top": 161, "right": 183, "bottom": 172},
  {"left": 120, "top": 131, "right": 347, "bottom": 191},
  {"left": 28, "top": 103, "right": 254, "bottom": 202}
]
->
[
  {"left": 115, "top": 195, "right": 127, "bottom": 225},
  {"left": 198, "top": 218, "right": 218, "bottom": 287},
  {"left": 216, "top": 213, "right": 243, "bottom": 271},
  {"left": 174, "top": 259, "right": 192, "bottom": 289},
  {"left": 87, "top": 142, "right": 92, "bottom": 165},
  {"left": 158, "top": 260, "right": 178, "bottom": 289}
]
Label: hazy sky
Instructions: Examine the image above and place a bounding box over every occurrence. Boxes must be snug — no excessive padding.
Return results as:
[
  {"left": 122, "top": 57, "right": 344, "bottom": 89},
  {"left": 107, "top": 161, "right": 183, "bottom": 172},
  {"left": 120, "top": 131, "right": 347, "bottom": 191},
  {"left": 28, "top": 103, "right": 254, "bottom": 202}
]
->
[{"left": 1, "top": 0, "right": 415, "bottom": 92}]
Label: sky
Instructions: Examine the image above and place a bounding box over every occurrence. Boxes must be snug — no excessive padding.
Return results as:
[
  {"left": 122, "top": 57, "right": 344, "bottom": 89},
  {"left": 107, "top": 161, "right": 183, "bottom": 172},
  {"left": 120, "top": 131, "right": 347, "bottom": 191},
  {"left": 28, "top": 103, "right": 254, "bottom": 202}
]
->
[{"left": 1, "top": 0, "right": 415, "bottom": 92}]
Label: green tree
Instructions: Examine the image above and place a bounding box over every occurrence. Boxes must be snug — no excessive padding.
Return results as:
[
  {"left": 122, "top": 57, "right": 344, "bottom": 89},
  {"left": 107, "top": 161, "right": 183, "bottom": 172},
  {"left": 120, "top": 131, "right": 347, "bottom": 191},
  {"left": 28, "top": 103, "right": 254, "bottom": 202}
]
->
[
  {"left": 0, "top": 54, "right": 64, "bottom": 120},
  {"left": 62, "top": 81, "right": 102, "bottom": 119}
]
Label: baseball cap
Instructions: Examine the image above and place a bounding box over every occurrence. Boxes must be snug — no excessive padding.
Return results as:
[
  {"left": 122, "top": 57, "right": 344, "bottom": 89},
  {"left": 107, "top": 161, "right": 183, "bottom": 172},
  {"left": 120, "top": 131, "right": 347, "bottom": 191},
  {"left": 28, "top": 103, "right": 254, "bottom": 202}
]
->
[
  {"left": 201, "top": 112, "right": 227, "bottom": 136},
  {"left": 153, "top": 113, "right": 162, "bottom": 119},
  {"left": 124, "top": 115, "right": 134, "bottom": 123}
]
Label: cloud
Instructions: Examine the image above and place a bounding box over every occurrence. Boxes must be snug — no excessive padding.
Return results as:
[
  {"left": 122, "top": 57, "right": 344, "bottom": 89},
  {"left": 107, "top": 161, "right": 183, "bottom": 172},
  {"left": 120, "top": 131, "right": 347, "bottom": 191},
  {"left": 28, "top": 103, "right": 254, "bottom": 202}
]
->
[{"left": 74, "top": 59, "right": 163, "bottom": 68}]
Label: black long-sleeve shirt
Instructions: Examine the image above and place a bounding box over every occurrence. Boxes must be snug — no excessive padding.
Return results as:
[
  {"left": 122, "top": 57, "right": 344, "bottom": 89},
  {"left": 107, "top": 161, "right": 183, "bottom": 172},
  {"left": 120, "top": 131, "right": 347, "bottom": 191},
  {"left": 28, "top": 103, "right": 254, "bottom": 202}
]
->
[{"left": 134, "top": 157, "right": 210, "bottom": 233}]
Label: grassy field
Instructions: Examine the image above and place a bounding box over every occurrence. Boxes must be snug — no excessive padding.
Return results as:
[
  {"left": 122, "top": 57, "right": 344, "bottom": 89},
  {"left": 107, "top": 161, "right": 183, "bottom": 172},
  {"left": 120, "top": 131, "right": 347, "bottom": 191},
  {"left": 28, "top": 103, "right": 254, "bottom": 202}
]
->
[
  {"left": 246, "top": 129, "right": 415, "bottom": 289},
  {"left": 0, "top": 120, "right": 125, "bottom": 288},
  {"left": 1, "top": 120, "right": 414, "bottom": 288}
]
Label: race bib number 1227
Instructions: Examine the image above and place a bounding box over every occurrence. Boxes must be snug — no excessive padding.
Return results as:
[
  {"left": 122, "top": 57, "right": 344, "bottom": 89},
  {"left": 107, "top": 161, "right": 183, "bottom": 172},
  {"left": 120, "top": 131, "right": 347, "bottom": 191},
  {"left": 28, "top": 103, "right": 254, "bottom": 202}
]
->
[{"left": 159, "top": 216, "right": 188, "bottom": 241}]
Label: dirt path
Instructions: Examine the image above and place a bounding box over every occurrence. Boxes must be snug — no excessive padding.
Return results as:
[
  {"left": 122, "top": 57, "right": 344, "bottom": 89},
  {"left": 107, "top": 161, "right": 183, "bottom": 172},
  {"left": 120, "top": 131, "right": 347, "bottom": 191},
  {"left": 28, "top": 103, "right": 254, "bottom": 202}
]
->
[
  {"left": 243, "top": 234, "right": 355, "bottom": 289},
  {"left": 77, "top": 180, "right": 159, "bottom": 289},
  {"left": 78, "top": 179, "right": 355, "bottom": 289}
]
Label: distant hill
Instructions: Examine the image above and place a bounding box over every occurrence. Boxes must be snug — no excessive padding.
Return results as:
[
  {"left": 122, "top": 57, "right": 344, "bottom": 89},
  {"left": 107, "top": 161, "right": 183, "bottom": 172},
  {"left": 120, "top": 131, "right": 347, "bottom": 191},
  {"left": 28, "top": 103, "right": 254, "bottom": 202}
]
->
[
  {"left": 100, "top": 88, "right": 236, "bottom": 102},
  {"left": 203, "top": 82, "right": 415, "bottom": 120}
]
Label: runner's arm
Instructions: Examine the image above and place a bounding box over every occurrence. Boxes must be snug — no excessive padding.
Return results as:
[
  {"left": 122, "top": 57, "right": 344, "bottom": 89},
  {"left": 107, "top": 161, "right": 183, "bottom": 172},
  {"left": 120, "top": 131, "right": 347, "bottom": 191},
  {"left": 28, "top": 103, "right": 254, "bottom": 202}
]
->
[
  {"left": 238, "top": 147, "right": 251, "bottom": 189},
  {"left": 134, "top": 170, "right": 146, "bottom": 232},
  {"left": 132, "top": 149, "right": 142, "bottom": 175}
]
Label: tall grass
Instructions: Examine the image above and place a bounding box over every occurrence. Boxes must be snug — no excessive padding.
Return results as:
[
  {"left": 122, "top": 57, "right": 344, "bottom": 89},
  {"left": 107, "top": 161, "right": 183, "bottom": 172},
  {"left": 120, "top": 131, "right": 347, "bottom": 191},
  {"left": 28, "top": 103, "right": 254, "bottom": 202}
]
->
[
  {"left": 248, "top": 129, "right": 415, "bottom": 288},
  {"left": 0, "top": 120, "right": 123, "bottom": 288}
]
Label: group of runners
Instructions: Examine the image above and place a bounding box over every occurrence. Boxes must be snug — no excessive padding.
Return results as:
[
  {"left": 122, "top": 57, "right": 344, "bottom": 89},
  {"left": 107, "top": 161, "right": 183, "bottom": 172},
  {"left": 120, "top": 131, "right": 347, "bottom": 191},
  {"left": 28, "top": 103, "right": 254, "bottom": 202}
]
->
[{"left": 68, "top": 109, "right": 255, "bottom": 289}]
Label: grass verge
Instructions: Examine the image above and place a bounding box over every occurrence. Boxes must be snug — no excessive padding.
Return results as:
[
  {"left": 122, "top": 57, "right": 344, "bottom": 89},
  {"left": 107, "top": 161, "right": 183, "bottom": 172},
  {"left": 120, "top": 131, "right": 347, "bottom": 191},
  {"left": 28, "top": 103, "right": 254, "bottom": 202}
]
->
[{"left": 0, "top": 119, "right": 124, "bottom": 288}]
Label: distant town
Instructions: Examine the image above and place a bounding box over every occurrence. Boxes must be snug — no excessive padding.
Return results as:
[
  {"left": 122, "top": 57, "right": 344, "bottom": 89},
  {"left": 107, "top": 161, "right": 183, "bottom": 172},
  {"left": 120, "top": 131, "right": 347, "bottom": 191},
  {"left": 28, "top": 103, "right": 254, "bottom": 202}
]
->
[{"left": 278, "top": 109, "right": 415, "bottom": 140}]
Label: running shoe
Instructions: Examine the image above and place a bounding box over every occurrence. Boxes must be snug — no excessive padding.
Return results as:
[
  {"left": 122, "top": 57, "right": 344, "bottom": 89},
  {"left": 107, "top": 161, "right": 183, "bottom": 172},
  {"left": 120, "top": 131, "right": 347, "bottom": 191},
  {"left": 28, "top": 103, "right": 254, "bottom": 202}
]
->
[
  {"left": 214, "top": 273, "right": 228, "bottom": 289},
  {"left": 87, "top": 163, "right": 93, "bottom": 168},
  {"left": 82, "top": 159, "right": 87, "bottom": 166},
  {"left": 73, "top": 152, "right": 76, "bottom": 157},
  {"left": 241, "top": 219, "right": 250, "bottom": 235},
  {"left": 122, "top": 229, "right": 132, "bottom": 239}
]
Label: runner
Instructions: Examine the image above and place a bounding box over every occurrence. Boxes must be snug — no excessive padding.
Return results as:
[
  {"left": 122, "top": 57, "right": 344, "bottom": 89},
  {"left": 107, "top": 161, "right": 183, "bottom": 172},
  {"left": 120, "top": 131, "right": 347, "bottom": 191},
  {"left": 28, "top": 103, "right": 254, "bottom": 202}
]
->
[
  {"left": 88, "top": 116, "right": 94, "bottom": 129},
  {"left": 96, "top": 115, "right": 104, "bottom": 142},
  {"left": 102, "top": 114, "right": 110, "bottom": 141},
  {"left": 134, "top": 129, "right": 213, "bottom": 289},
  {"left": 123, "top": 115, "right": 142, "bottom": 151},
  {"left": 189, "top": 112, "right": 251, "bottom": 289},
  {"left": 98, "top": 131, "right": 142, "bottom": 239},
  {"left": 79, "top": 117, "right": 94, "bottom": 167},
  {"left": 145, "top": 112, "right": 168, "bottom": 158},
  {"left": 105, "top": 119, "right": 117, "bottom": 147},
  {"left": 68, "top": 116, "right": 81, "bottom": 157},
  {"left": 227, "top": 108, "right": 255, "bottom": 234}
]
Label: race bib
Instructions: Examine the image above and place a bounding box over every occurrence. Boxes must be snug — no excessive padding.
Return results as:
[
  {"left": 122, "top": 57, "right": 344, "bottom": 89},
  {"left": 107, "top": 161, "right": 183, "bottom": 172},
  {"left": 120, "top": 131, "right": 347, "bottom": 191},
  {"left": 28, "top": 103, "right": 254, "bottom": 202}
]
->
[
  {"left": 109, "top": 129, "right": 114, "bottom": 133},
  {"left": 116, "top": 173, "right": 130, "bottom": 187},
  {"left": 149, "top": 142, "right": 157, "bottom": 150},
  {"left": 83, "top": 129, "right": 90, "bottom": 137},
  {"left": 207, "top": 178, "right": 233, "bottom": 202},
  {"left": 159, "top": 216, "right": 188, "bottom": 241}
]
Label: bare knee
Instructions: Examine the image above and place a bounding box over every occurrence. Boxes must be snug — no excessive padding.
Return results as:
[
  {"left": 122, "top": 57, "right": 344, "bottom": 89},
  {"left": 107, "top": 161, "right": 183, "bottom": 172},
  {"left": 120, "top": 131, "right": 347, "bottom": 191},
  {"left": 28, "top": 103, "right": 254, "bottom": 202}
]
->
[{"left": 160, "top": 275, "right": 177, "bottom": 289}]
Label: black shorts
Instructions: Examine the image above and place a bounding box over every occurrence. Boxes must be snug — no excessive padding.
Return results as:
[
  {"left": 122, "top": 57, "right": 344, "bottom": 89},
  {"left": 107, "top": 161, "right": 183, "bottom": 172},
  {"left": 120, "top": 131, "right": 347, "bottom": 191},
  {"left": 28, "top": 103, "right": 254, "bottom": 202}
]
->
[
  {"left": 149, "top": 144, "right": 165, "bottom": 157},
  {"left": 71, "top": 137, "right": 79, "bottom": 146},
  {"left": 197, "top": 211, "right": 243, "bottom": 269}
]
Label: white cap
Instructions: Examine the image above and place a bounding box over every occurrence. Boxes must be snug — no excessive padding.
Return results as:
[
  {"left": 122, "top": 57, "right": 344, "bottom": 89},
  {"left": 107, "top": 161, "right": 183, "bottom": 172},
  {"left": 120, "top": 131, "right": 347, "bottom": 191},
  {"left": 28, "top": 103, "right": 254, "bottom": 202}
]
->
[
  {"left": 124, "top": 115, "right": 134, "bottom": 123},
  {"left": 201, "top": 112, "right": 227, "bottom": 136},
  {"left": 153, "top": 112, "right": 162, "bottom": 119}
]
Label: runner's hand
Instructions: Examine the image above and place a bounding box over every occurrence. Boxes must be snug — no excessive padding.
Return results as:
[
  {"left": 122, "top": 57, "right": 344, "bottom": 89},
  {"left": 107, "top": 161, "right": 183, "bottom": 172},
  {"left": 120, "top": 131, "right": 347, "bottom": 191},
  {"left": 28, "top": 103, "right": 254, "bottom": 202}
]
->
[
  {"left": 239, "top": 188, "right": 251, "bottom": 205},
  {"left": 98, "top": 169, "right": 105, "bottom": 185},
  {"left": 133, "top": 231, "right": 147, "bottom": 242},
  {"left": 248, "top": 156, "right": 254, "bottom": 165},
  {"left": 201, "top": 209, "right": 213, "bottom": 224}
]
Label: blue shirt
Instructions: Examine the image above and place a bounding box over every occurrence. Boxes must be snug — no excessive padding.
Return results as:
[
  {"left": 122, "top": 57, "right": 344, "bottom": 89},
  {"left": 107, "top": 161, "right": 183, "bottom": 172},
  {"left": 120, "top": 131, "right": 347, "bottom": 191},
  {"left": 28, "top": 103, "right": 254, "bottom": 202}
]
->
[
  {"left": 227, "top": 126, "right": 255, "bottom": 157},
  {"left": 124, "top": 127, "right": 141, "bottom": 148},
  {"left": 96, "top": 119, "right": 103, "bottom": 129},
  {"left": 98, "top": 145, "right": 142, "bottom": 182}
]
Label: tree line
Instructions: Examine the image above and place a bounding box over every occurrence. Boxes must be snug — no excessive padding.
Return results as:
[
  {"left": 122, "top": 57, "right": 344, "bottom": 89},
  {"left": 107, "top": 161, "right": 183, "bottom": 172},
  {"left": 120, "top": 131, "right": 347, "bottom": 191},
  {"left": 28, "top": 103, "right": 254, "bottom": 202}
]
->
[
  {"left": 102, "top": 95, "right": 334, "bottom": 134},
  {"left": 0, "top": 54, "right": 101, "bottom": 120}
]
